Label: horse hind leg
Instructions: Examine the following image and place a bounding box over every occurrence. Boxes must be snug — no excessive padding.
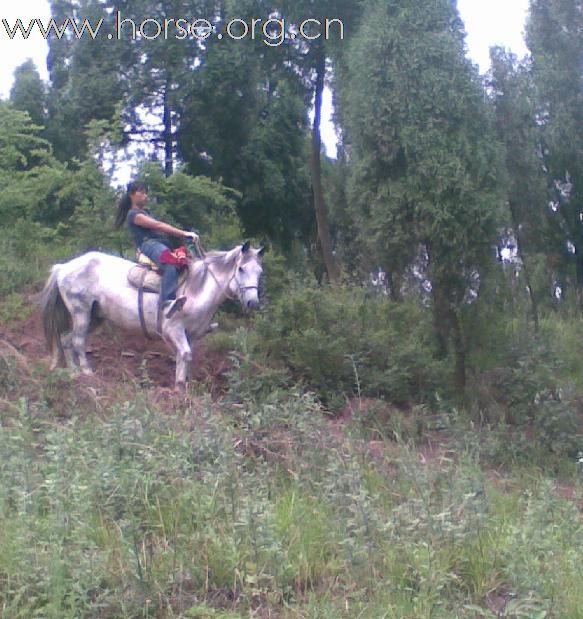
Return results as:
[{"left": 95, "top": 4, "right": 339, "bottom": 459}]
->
[
  {"left": 47, "top": 330, "right": 76, "bottom": 371},
  {"left": 71, "top": 310, "right": 94, "bottom": 375},
  {"left": 61, "top": 332, "right": 77, "bottom": 370},
  {"left": 57, "top": 301, "right": 101, "bottom": 374},
  {"left": 61, "top": 292, "right": 94, "bottom": 375}
]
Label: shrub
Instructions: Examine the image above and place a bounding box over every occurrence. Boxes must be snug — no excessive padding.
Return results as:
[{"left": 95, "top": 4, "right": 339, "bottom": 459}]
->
[{"left": 253, "top": 284, "right": 447, "bottom": 410}]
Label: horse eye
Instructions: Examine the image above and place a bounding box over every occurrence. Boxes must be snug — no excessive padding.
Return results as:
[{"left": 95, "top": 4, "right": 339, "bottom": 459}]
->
[{"left": 238, "top": 266, "right": 244, "bottom": 273}]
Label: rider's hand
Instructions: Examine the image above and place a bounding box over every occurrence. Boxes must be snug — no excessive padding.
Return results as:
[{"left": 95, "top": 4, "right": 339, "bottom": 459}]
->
[{"left": 183, "top": 231, "right": 199, "bottom": 243}]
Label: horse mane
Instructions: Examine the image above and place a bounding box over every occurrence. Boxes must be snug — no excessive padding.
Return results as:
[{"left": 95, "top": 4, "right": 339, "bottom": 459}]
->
[{"left": 186, "top": 246, "right": 241, "bottom": 292}]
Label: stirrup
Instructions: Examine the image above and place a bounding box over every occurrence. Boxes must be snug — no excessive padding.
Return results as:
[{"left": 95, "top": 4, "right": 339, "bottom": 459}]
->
[{"left": 163, "top": 296, "right": 187, "bottom": 319}]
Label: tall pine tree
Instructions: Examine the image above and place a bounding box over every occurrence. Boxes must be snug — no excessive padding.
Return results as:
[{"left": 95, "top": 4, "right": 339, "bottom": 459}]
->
[
  {"left": 341, "top": 0, "right": 504, "bottom": 390},
  {"left": 526, "top": 0, "right": 583, "bottom": 302}
]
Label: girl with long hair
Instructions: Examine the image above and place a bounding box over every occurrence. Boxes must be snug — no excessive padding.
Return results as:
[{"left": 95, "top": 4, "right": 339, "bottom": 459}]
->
[{"left": 116, "top": 181, "right": 198, "bottom": 318}]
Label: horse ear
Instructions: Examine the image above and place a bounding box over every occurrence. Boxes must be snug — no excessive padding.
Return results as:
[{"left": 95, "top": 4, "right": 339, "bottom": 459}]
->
[
  {"left": 241, "top": 240, "right": 251, "bottom": 254},
  {"left": 257, "top": 246, "right": 266, "bottom": 257}
]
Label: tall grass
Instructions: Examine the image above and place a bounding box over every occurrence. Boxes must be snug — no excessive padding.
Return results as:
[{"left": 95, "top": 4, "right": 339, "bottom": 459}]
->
[{"left": 1, "top": 363, "right": 583, "bottom": 617}]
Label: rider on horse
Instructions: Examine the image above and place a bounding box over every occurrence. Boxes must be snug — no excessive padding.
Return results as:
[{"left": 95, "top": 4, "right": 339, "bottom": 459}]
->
[{"left": 115, "top": 181, "right": 198, "bottom": 318}]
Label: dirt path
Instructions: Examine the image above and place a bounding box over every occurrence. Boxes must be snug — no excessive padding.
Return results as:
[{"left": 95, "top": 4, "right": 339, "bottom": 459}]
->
[{"left": 0, "top": 310, "right": 230, "bottom": 396}]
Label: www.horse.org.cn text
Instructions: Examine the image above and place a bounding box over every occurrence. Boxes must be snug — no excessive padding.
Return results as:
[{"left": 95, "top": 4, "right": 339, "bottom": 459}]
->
[{"left": 1, "top": 14, "right": 345, "bottom": 47}]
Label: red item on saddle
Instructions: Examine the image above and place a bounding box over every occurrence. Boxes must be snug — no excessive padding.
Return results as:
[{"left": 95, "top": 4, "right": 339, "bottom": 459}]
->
[{"left": 160, "top": 246, "right": 189, "bottom": 268}]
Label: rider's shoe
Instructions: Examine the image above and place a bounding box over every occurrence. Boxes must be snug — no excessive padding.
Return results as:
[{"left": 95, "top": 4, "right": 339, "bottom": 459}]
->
[{"left": 163, "top": 296, "right": 187, "bottom": 319}]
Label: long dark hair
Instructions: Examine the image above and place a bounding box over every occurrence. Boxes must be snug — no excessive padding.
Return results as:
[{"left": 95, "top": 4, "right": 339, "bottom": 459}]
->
[{"left": 115, "top": 181, "right": 147, "bottom": 229}]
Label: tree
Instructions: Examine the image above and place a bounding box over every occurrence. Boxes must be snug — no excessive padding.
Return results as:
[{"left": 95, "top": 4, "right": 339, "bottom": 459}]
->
[
  {"left": 278, "top": 0, "right": 363, "bottom": 282},
  {"left": 0, "top": 101, "right": 55, "bottom": 225},
  {"left": 43, "top": 0, "right": 313, "bottom": 250},
  {"left": 46, "top": 0, "right": 126, "bottom": 162},
  {"left": 9, "top": 60, "right": 47, "bottom": 128},
  {"left": 526, "top": 0, "right": 583, "bottom": 303},
  {"left": 341, "top": 0, "right": 504, "bottom": 391},
  {"left": 0, "top": 101, "right": 88, "bottom": 228},
  {"left": 176, "top": 1, "right": 314, "bottom": 251},
  {"left": 489, "top": 48, "right": 551, "bottom": 328},
  {"left": 133, "top": 160, "right": 243, "bottom": 249}
]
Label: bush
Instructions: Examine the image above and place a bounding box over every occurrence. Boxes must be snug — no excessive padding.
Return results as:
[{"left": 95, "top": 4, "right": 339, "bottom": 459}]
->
[
  {"left": 468, "top": 329, "right": 583, "bottom": 459},
  {"left": 253, "top": 284, "right": 447, "bottom": 410},
  {"left": 0, "top": 222, "right": 75, "bottom": 296}
]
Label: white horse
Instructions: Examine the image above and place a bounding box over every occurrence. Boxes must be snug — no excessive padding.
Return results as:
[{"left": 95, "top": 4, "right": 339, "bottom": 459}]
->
[{"left": 39, "top": 242, "right": 264, "bottom": 390}]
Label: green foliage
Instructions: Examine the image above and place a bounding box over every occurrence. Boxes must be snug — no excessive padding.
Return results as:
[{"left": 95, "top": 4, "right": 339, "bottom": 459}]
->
[
  {"left": 0, "top": 102, "right": 116, "bottom": 236},
  {"left": 133, "top": 161, "right": 243, "bottom": 249},
  {"left": 0, "top": 221, "right": 73, "bottom": 296},
  {"left": 339, "top": 0, "right": 505, "bottom": 389},
  {"left": 46, "top": 0, "right": 128, "bottom": 162},
  {"left": 253, "top": 284, "right": 446, "bottom": 409},
  {"left": 1, "top": 347, "right": 583, "bottom": 617},
  {"left": 526, "top": 0, "right": 583, "bottom": 293},
  {"left": 0, "top": 293, "right": 33, "bottom": 326},
  {"left": 224, "top": 327, "right": 292, "bottom": 404},
  {"left": 466, "top": 315, "right": 583, "bottom": 461},
  {"left": 489, "top": 49, "right": 551, "bottom": 292},
  {"left": 178, "top": 34, "right": 313, "bottom": 250},
  {"left": 9, "top": 60, "right": 47, "bottom": 129},
  {"left": 185, "top": 606, "right": 242, "bottom": 618},
  {"left": 341, "top": 0, "right": 503, "bottom": 273},
  {"left": 0, "top": 102, "right": 50, "bottom": 171}
]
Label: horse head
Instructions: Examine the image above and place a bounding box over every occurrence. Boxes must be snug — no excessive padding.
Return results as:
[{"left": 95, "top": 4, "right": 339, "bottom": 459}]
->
[{"left": 227, "top": 241, "right": 265, "bottom": 310}]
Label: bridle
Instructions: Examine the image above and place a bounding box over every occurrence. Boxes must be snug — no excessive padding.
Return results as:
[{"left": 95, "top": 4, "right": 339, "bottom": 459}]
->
[{"left": 202, "top": 255, "right": 259, "bottom": 302}]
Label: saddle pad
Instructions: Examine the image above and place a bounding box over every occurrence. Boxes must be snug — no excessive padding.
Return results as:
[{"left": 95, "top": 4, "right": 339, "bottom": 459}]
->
[
  {"left": 127, "top": 264, "right": 187, "bottom": 294},
  {"left": 128, "top": 264, "right": 160, "bottom": 293}
]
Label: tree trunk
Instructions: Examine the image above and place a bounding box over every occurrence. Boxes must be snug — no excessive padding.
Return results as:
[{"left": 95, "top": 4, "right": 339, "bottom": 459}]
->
[
  {"left": 508, "top": 199, "right": 539, "bottom": 332},
  {"left": 431, "top": 281, "right": 450, "bottom": 359},
  {"left": 427, "top": 243, "right": 466, "bottom": 394},
  {"left": 431, "top": 283, "right": 467, "bottom": 393},
  {"left": 163, "top": 80, "right": 173, "bottom": 177},
  {"left": 450, "top": 310, "right": 466, "bottom": 393},
  {"left": 574, "top": 238, "right": 583, "bottom": 310},
  {"left": 311, "top": 46, "right": 340, "bottom": 283},
  {"left": 387, "top": 271, "right": 402, "bottom": 302}
]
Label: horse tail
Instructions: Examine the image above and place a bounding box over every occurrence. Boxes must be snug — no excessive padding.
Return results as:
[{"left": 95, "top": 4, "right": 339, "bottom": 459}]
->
[{"left": 39, "top": 265, "right": 71, "bottom": 369}]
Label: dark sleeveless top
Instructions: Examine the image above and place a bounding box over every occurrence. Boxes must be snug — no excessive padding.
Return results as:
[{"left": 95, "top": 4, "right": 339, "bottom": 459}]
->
[{"left": 127, "top": 208, "right": 169, "bottom": 248}]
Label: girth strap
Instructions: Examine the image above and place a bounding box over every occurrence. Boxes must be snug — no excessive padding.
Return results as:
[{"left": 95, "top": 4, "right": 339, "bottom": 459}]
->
[{"left": 137, "top": 268, "right": 160, "bottom": 340}]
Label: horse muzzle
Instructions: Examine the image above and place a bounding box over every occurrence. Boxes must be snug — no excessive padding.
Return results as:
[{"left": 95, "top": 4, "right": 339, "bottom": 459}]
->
[{"left": 239, "top": 286, "right": 260, "bottom": 311}]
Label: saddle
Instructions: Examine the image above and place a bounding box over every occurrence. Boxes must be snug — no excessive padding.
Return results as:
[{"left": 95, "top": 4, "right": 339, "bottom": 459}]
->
[{"left": 127, "top": 251, "right": 187, "bottom": 294}]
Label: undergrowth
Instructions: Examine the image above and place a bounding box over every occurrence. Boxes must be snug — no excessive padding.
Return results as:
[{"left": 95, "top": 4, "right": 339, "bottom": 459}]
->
[{"left": 1, "top": 354, "right": 583, "bottom": 617}]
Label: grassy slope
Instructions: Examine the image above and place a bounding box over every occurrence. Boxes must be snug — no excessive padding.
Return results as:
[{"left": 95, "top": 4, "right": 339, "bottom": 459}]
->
[{"left": 0, "top": 354, "right": 582, "bottom": 618}]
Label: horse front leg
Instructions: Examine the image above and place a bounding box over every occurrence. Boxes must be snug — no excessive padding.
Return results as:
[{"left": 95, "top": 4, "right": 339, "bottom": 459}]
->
[{"left": 164, "top": 325, "right": 192, "bottom": 392}]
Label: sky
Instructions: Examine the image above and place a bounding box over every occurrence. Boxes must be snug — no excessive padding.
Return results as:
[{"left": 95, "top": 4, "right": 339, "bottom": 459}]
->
[{"left": 0, "top": 0, "right": 530, "bottom": 168}]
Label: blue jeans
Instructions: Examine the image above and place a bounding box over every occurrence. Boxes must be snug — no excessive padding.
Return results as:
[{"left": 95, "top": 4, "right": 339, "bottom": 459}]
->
[{"left": 140, "top": 239, "right": 179, "bottom": 304}]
